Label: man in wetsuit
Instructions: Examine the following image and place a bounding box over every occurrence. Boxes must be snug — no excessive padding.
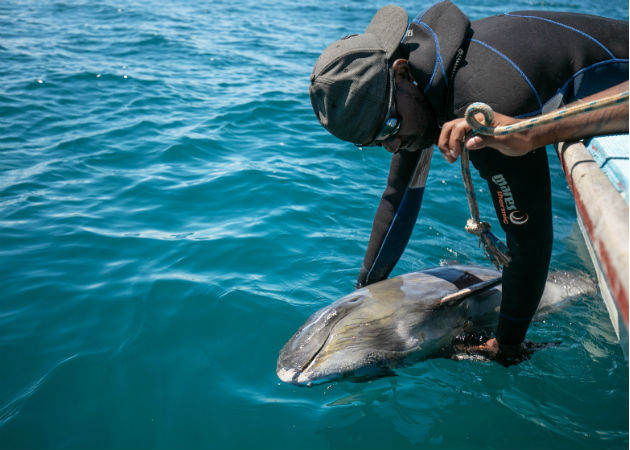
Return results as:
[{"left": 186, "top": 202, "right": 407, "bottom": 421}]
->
[{"left": 308, "top": 1, "right": 629, "bottom": 359}]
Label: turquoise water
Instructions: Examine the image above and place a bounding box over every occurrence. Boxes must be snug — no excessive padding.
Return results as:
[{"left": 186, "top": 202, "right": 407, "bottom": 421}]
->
[{"left": 1, "top": 0, "right": 628, "bottom": 448}]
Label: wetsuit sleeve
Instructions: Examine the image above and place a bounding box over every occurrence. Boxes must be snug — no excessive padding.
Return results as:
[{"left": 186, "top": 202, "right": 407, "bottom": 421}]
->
[
  {"left": 356, "top": 147, "right": 433, "bottom": 288},
  {"left": 468, "top": 147, "right": 553, "bottom": 345}
]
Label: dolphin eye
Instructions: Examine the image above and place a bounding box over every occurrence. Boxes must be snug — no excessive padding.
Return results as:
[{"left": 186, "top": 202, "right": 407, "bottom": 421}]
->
[{"left": 347, "top": 296, "right": 361, "bottom": 303}]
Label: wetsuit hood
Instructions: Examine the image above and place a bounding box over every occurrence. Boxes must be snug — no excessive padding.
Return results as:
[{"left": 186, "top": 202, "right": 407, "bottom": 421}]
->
[{"left": 403, "top": 1, "right": 471, "bottom": 123}]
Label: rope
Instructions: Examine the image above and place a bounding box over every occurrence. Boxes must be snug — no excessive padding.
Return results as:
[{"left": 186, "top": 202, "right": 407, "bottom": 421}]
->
[
  {"left": 460, "top": 147, "right": 511, "bottom": 269},
  {"left": 459, "top": 90, "right": 629, "bottom": 269},
  {"left": 465, "top": 91, "right": 629, "bottom": 136},
  {"left": 438, "top": 276, "right": 502, "bottom": 307}
]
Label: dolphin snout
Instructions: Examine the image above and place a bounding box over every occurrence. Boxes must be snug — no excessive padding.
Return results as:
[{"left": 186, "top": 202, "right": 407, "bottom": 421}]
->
[{"left": 277, "top": 297, "right": 362, "bottom": 384}]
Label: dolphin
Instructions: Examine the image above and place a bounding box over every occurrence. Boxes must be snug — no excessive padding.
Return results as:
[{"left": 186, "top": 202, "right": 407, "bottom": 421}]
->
[{"left": 277, "top": 265, "right": 595, "bottom": 385}]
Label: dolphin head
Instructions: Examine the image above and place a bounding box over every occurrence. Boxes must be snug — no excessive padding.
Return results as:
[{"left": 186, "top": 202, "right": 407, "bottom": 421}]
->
[
  {"left": 276, "top": 268, "right": 493, "bottom": 385},
  {"left": 276, "top": 278, "right": 415, "bottom": 385}
]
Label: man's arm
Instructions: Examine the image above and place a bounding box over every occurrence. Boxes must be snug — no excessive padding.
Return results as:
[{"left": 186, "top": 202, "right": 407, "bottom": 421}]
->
[
  {"left": 356, "top": 148, "right": 430, "bottom": 288},
  {"left": 438, "top": 81, "right": 629, "bottom": 162}
]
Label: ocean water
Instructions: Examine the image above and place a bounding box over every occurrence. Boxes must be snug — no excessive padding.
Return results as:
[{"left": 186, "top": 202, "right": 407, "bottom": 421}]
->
[{"left": 1, "top": 0, "right": 628, "bottom": 448}]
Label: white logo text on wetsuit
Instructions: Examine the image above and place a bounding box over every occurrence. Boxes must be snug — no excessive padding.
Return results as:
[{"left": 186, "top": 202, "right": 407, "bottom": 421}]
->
[{"left": 491, "top": 174, "right": 529, "bottom": 226}]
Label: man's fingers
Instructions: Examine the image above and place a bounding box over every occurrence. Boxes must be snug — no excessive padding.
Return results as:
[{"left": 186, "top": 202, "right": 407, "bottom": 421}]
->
[
  {"left": 447, "top": 132, "right": 462, "bottom": 160},
  {"left": 465, "top": 135, "right": 485, "bottom": 150},
  {"left": 437, "top": 142, "right": 455, "bottom": 163},
  {"left": 438, "top": 119, "right": 473, "bottom": 163},
  {"left": 437, "top": 122, "right": 457, "bottom": 163},
  {"left": 447, "top": 121, "right": 471, "bottom": 161}
]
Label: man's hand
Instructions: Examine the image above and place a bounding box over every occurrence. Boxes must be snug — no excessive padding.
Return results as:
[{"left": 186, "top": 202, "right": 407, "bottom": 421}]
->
[
  {"left": 437, "top": 112, "right": 532, "bottom": 163},
  {"left": 461, "top": 337, "right": 522, "bottom": 359},
  {"left": 453, "top": 337, "right": 560, "bottom": 367},
  {"left": 437, "top": 81, "right": 629, "bottom": 163}
]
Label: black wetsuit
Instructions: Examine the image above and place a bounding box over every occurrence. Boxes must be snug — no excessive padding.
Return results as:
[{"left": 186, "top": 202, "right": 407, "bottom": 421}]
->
[{"left": 357, "top": 1, "right": 628, "bottom": 345}]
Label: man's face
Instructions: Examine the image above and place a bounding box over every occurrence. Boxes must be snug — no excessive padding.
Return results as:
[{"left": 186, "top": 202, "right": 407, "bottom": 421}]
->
[
  {"left": 381, "top": 77, "right": 437, "bottom": 153},
  {"left": 376, "top": 59, "right": 437, "bottom": 154}
]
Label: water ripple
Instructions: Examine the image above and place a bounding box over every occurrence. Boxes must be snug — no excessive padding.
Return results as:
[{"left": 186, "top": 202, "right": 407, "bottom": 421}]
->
[{"left": 0, "top": 0, "right": 627, "bottom": 448}]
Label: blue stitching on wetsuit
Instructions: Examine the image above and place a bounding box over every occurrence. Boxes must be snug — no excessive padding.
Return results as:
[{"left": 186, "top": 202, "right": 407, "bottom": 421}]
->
[
  {"left": 412, "top": 4, "right": 433, "bottom": 22},
  {"left": 414, "top": 21, "right": 448, "bottom": 93},
  {"left": 505, "top": 13, "right": 615, "bottom": 58},
  {"left": 506, "top": 59, "right": 628, "bottom": 118},
  {"left": 556, "top": 59, "right": 629, "bottom": 99},
  {"left": 514, "top": 109, "right": 543, "bottom": 119},
  {"left": 468, "top": 38, "right": 543, "bottom": 109},
  {"left": 365, "top": 187, "right": 411, "bottom": 284}
]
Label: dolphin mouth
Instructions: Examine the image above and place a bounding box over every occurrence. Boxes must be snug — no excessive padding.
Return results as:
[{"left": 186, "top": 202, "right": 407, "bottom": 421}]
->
[
  {"left": 277, "top": 296, "right": 364, "bottom": 385},
  {"left": 277, "top": 330, "right": 333, "bottom": 385},
  {"left": 276, "top": 367, "right": 299, "bottom": 384}
]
